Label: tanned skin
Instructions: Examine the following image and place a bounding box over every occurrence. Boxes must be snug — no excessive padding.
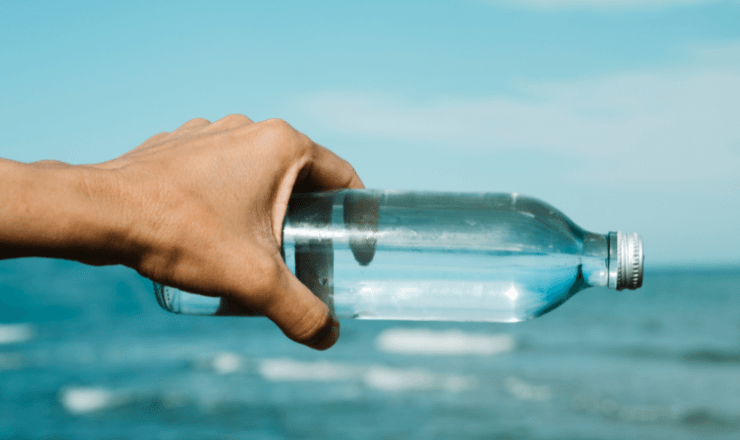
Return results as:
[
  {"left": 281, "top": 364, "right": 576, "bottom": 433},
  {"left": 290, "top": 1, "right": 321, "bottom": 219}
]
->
[{"left": 0, "top": 115, "right": 365, "bottom": 350}]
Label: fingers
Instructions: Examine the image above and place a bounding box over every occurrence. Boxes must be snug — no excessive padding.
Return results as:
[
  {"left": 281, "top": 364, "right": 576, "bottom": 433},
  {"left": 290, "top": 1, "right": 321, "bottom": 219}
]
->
[
  {"left": 217, "top": 247, "right": 339, "bottom": 350},
  {"left": 291, "top": 194, "right": 336, "bottom": 312},
  {"left": 168, "top": 115, "right": 255, "bottom": 139},
  {"left": 201, "top": 114, "right": 254, "bottom": 133},
  {"left": 343, "top": 192, "right": 379, "bottom": 266},
  {"left": 174, "top": 118, "right": 211, "bottom": 133},
  {"left": 174, "top": 115, "right": 254, "bottom": 135},
  {"left": 263, "top": 262, "right": 340, "bottom": 350},
  {"left": 296, "top": 144, "right": 365, "bottom": 192}
]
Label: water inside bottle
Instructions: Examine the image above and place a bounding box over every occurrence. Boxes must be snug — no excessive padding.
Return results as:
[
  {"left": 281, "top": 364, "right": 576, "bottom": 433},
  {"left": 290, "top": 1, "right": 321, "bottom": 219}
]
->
[
  {"left": 160, "top": 191, "right": 608, "bottom": 321},
  {"left": 163, "top": 247, "right": 598, "bottom": 321},
  {"left": 285, "top": 244, "right": 598, "bottom": 322}
]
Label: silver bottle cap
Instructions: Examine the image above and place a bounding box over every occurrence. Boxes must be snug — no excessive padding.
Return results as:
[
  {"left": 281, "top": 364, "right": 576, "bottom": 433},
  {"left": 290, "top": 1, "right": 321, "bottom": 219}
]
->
[{"left": 608, "top": 231, "right": 644, "bottom": 290}]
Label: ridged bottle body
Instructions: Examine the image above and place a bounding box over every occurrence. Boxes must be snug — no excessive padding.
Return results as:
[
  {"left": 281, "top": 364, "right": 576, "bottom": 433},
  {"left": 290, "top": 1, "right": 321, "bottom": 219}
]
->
[{"left": 155, "top": 190, "right": 613, "bottom": 322}]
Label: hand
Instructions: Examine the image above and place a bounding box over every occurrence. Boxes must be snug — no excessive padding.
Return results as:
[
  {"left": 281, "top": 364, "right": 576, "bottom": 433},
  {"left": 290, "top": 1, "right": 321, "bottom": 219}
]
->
[{"left": 3, "top": 115, "right": 364, "bottom": 350}]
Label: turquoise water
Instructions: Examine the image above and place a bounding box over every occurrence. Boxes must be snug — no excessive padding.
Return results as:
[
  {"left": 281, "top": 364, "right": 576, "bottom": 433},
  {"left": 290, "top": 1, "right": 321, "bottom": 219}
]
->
[{"left": 2, "top": 258, "right": 740, "bottom": 439}]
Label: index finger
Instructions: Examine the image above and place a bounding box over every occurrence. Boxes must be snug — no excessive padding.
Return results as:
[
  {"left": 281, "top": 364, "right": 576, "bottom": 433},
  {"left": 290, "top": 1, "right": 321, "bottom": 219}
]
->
[
  {"left": 296, "top": 144, "right": 365, "bottom": 192},
  {"left": 300, "top": 143, "right": 378, "bottom": 266}
]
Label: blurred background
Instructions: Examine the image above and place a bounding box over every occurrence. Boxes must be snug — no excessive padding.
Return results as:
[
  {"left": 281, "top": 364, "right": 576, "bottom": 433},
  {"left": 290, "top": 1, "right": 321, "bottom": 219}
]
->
[{"left": 1, "top": 0, "right": 739, "bottom": 439}]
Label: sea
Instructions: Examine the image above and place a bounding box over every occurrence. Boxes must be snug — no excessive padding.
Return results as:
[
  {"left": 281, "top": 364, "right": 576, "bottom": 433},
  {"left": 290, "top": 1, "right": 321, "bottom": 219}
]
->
[{"left": 1, "top": 257, "right": 740, "bottom": 440}]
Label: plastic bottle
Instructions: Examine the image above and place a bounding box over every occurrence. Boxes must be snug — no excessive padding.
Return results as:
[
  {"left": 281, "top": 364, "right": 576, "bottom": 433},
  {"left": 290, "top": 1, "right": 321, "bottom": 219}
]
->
[{"left": 153, "top": 190, "right": 643, "bottom": 322}]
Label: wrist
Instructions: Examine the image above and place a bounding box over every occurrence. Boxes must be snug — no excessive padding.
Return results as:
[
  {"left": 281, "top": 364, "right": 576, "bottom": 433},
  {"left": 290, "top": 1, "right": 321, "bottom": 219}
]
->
[
  {"left": 0, "top": 160, "right": 137, "bottom": 265},
  {"left": 66, "top": 165, "right": 142, "bottom": 267}
]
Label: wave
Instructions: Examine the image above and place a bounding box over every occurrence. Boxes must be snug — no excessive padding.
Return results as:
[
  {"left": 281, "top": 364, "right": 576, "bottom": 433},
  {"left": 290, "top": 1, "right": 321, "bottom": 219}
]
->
[
  {"left": 505, "top": 376, "right": 552, "bottom": 402},
  {"left": 58, "top": 387, "right": 128, "bottom": 415},
  {"left": 258, "top": 358, "right": 475, "bottom": 392},
  {"left": 0, "top": 352, "right": 27, "bottom": 370},
  {"left": 683, "top": 350, "right": 740, "bottom": 364},
  {"left": 376, "top": 328, "right": 515, "bottom": 356},
  {"left": 259, "top": 358, "right": 358, "bottom": 382},
  {"left": 680, "top": 409, "right": 740, "bottom": 429},
  {"left": 364, "top": 365, "right": 473, "bottom": 392},
  {"left": 211, "top": 352, "right": 244, "bottom": 375},
  {"left": 573, "top": 392, "right": 740, "bottom": 430},
  {"left": 572, "top": 391, "right": 680, "bottom": 423},
  {"left": 0, "top": 323, "right": 33, "bottom": 344}
]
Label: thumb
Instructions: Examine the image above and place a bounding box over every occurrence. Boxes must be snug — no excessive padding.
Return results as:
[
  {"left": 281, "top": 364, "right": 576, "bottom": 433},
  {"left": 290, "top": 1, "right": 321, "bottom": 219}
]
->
[{"left": 262, "top": 263, "right": 340, "bottom": 350}]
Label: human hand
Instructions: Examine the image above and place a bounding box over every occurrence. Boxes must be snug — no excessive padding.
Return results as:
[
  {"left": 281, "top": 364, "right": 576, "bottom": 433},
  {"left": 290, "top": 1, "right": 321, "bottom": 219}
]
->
[{"left": 94, "top": 115, "right": 364, "bottom": 349}]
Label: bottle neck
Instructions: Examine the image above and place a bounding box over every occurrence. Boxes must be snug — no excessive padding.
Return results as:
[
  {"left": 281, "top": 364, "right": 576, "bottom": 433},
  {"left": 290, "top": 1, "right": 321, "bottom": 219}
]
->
[
  {"left": 581, "top": 231, "right": 642, "bottom": 290},
  {"left": 581, "top": 232, "right": 610, "bottom": 288}
]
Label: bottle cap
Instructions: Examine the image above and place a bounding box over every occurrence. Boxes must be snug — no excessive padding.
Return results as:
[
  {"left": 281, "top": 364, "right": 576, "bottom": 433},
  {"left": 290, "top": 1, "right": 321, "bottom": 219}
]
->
[{"left": 608, "top": 231, "right": 644, "bottom": 290}]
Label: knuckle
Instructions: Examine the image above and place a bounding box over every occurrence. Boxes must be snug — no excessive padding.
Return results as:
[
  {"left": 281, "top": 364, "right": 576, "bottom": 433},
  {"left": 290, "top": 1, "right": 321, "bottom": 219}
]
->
[
  {"left": 220, "top": 114, "right": 253, "bottom": 124},
  {"left": 261, "top": 118, "right": 308, "bottom": 152},
  {"left": 177, "top": 118, "right": 210, "bottom": 131},
  {"left": 262, "top": 118, "right": 293, "bottom": 135}
]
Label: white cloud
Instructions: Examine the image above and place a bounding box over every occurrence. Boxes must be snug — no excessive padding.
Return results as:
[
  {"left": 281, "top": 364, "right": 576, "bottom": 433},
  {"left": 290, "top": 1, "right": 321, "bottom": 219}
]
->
[
  {"left": 479, "top": 0, "right": 724, "bottom": 10},
  {"left": 298, "top": 43, "right": 740, "bottom": 187}
]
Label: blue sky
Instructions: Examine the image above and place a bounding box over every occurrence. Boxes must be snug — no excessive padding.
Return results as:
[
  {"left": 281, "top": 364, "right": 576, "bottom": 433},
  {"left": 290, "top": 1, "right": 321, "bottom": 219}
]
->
[{"left": 1, "top": 0, "right": 738, "bottom": 266}]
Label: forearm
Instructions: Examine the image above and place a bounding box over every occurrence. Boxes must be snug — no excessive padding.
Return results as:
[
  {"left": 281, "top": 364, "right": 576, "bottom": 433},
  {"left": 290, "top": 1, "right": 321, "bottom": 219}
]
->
[{"left": 0, "top": 159, "right": 134, "bottom": 265}]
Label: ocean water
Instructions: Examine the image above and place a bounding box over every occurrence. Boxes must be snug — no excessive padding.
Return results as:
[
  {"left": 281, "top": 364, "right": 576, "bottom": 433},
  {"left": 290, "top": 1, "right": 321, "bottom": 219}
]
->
[{"left": 2, "top": 258, "right": 740, "bottom": 440}]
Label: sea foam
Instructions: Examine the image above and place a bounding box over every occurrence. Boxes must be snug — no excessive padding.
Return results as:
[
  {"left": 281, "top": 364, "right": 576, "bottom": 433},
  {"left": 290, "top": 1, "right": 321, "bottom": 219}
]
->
[
  {"left": 376, "top": 328, "right": 515, "bottom": 356},
  {"left": 258, "top": 358, "right": 474, "bottom": 392},
  {"left": 505, "top": 376, "right": 552, "bottom": 402},
  {"left": 259, "top": 358, "right": 358, "bottom": 382},
  {"left": 59, "top": 387, "right": 124, "bottom": 415},
  {"left": 0, "top": 324, "right": 33, "bottom": 344},
  {"left": 211, "top": 352, "right": 243, "bottom": 375},
  {"left": 364, "top": 365, "right": 473, "bottom": 392}
]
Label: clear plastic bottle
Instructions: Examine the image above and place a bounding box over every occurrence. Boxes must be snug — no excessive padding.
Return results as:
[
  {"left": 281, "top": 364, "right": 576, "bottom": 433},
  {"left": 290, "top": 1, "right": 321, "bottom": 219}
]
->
[{"left": 153, "top": 190, "right": 643, "bottom": 322}]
